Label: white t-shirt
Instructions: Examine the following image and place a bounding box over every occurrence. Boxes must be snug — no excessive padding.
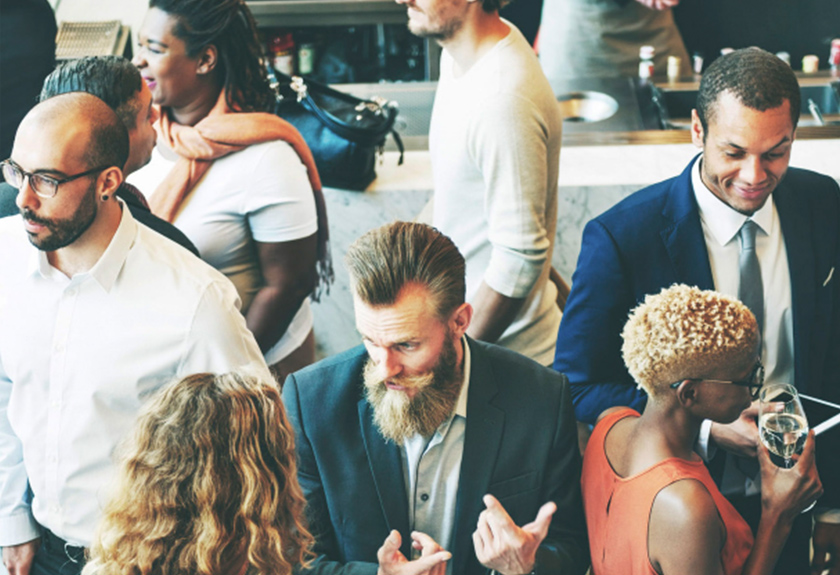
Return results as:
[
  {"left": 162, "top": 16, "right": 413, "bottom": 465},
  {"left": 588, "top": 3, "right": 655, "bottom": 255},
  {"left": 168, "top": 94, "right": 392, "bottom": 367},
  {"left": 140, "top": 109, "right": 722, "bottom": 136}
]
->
[
  {"left": 430, "top": 22, "right": 563, "bottom": 365},
  {"left": 130, "top": 140, "right": 318, "bottom": 365}
]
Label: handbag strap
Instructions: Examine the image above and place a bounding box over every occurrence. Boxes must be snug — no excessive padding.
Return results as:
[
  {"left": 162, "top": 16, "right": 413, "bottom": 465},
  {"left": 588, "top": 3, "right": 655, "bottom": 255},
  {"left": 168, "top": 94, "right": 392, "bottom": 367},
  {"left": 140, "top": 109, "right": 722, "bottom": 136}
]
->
[{"left": 265, "top": 62, "right": 404, "bottom": 165}]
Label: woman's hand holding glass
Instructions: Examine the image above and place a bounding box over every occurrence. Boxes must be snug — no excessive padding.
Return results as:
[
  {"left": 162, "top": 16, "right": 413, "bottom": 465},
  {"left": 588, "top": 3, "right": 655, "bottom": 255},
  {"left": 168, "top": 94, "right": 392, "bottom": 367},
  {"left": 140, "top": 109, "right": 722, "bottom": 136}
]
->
[{"left": 757, "top": 385, "right": 822, "bottom": 518}]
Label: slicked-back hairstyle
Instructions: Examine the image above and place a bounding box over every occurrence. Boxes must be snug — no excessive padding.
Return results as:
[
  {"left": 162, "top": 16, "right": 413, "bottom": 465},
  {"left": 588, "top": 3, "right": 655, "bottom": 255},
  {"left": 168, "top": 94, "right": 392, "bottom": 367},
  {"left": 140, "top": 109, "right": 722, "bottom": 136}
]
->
[
  {"left": 40, "top": 56, "right": 143, "bottom": 133},
  {"left": 84, "top": 371, "right": 313, "bottom": 575},
  {"left": 149, "top": 0, "right": 273, "bottom": 113},
  {"left": 621, "top": 285, "right": 759, "bottom": 398},
  {"left": 696, "top": 47, "right": 801, "bottom": 136},
  {"left": 345, "top": 221, "right": 466, "bottom": 320}
]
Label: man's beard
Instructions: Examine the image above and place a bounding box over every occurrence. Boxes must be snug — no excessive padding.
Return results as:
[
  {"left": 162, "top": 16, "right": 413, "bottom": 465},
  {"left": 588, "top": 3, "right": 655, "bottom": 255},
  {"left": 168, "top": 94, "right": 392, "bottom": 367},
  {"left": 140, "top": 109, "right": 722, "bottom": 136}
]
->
[
  {"left": 363, "top": 335, "right": 463, "bottom": 444},
  {"left": 21, "top": 182, "right": 98, "bottom": 251}
]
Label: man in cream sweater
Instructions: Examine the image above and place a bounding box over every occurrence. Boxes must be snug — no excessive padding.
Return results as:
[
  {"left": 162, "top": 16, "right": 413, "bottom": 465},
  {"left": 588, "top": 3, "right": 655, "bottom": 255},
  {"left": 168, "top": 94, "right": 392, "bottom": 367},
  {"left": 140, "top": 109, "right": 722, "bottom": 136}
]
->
[{"left": 400, "top": 0, "right": 564, "bottom": 365}]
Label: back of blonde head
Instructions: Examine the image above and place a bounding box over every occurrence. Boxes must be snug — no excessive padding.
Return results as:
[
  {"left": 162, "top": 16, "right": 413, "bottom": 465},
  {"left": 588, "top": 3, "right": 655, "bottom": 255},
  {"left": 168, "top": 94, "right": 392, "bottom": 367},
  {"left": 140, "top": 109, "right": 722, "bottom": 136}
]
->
[
  {"left": 85, "top": 372, "right": 312, "bottom": 575},
  {"left": 621, "top": 285, "right": 759, "bottom": 398}
]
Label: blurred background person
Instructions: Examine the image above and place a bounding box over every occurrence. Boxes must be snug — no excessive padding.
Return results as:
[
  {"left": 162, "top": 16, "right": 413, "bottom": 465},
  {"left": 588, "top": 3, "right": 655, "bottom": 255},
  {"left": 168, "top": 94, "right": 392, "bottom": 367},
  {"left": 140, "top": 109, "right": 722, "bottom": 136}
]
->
[
  {"left": 0, "top": 0, "right": 56, "bottom": 213},
  {"left": 130, "top": 0, "right": 333, "bottom": 382},
  {"left": 583, "top": 285, "right": 822, "bottom": 575},
  {"left": 84, "top": 371, "right": 312, "bottom": 575},
  {"left": 538, "top": 0, "right": 690, "bottom": 86}
]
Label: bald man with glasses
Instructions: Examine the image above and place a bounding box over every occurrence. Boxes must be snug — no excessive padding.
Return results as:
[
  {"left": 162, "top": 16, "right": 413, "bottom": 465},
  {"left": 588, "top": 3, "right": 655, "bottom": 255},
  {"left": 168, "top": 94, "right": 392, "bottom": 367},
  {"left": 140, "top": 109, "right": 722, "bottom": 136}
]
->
[{"left": 0, "top": 93, "right": 269, "bottom": 575}]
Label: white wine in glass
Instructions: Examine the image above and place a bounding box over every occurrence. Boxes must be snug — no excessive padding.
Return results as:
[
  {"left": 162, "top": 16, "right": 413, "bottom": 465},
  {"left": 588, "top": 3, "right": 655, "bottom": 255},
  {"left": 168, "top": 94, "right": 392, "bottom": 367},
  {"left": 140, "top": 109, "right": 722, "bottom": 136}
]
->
[{"left": 759, "top": 384, "right": 808, "bottom": 469}]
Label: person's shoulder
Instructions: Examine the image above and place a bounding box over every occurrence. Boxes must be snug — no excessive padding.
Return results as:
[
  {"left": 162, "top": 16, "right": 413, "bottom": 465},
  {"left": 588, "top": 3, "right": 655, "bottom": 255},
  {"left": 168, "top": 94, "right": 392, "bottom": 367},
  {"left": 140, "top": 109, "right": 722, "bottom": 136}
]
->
[
  {"left": 471, "top": 338, "right": 567, "bottom": 390},
  {"left": 649, "top": 477, "right": 723, "bottom": 571},
  {"left": 285, "top": 345, "right": 369, "bottom": 397},
  {"left": 131, "top": 221, "right": 222, "bottom": 288},
  {"left": 781, "top": 167, "right": 840, "bottom": 200},
  {"left": 597, "top": 175, "right": 682, "bottom": 223}
]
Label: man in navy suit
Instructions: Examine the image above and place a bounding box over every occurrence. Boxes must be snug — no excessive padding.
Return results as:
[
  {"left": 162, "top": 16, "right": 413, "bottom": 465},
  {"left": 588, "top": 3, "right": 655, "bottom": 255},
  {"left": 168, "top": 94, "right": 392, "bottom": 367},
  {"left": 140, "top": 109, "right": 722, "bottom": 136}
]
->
[
  {"left": 283, "top": 221, "right": 588, "bottom": 575},
  {"left": 554, "top": 47, "right": 840, "bottom": 573}
]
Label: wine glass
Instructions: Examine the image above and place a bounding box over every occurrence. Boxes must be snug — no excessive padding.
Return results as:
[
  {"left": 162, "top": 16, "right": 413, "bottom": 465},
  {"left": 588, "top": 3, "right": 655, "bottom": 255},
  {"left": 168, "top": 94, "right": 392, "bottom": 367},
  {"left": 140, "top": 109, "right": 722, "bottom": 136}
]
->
[
  {"left": 758, "top": 383, "right": 808, "bottom": 469},
  {"left": 758, "top": 383, "right": 816, "bottom": 513}
]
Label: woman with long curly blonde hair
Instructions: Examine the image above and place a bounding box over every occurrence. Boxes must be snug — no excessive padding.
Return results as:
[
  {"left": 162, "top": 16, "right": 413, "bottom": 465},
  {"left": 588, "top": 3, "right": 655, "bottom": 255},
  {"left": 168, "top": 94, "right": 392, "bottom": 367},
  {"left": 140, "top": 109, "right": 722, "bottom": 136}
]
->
[{"left": 84, "top": 372, "right": 312, "bottom": 575}]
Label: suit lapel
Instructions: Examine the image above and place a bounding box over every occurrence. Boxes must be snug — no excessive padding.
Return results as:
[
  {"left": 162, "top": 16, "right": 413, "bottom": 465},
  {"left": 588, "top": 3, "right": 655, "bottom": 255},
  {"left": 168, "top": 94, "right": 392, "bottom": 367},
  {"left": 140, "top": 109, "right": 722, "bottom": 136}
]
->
[
  {"left": 660, "top": 156, "right": 715, "bottom": 290},
  {"left": 451, "top": 339, "right": 504, "bottom": 575},
  {"left": 774, "top": 180, "right": 814, "bottom": 391},
  {"left": 358, "top": 399, "right": 412, "bottom": 558}
]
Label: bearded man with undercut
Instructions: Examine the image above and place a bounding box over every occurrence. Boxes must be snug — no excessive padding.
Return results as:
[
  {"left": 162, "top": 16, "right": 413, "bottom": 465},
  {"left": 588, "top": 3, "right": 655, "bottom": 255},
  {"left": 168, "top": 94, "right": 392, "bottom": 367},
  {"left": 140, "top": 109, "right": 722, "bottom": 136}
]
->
[{"left": 282, "top": 221, "right": 588, "bottom": 575}]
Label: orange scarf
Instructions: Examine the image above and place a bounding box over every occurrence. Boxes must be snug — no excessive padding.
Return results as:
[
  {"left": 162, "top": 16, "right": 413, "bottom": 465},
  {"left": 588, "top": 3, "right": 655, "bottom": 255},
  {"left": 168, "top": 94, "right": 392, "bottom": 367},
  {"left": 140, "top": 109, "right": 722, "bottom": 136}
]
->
[{"left": 149, "top": 89, "right": 333, "bottom": 298}]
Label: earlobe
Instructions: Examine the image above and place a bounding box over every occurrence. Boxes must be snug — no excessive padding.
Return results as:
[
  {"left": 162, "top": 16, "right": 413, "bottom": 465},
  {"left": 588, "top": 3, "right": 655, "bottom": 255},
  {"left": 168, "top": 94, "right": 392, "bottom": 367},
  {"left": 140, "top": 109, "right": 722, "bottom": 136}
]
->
[
  {"left": 99, "top": 167, "right": 124, "bottom": 198},
  {"left": 675, "top": 380, "right": 698, "bottom": 407},
  {"left": 690, "top": 110, "right": 704, "bottom": 148},
  {"left": 196, "top": 45, "right": 218, "bottom": 75},
  {"left": 451, "top": 302, "right": 473, "bottom": 338}
]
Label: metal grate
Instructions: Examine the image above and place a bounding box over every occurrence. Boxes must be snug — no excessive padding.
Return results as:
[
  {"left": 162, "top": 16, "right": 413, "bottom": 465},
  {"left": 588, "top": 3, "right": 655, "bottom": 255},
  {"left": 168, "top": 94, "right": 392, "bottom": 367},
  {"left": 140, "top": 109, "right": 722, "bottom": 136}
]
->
[{"left": 55, "top": 21, "right": 122, "bottom": 60}]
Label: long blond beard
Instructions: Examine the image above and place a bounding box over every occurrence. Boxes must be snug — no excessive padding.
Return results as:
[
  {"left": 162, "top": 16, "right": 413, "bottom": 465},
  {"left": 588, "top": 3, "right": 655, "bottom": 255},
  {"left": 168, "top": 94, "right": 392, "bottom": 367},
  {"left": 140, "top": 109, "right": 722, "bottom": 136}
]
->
[{"left": 363, "top": 337, "right": 462, "bottom": 444}]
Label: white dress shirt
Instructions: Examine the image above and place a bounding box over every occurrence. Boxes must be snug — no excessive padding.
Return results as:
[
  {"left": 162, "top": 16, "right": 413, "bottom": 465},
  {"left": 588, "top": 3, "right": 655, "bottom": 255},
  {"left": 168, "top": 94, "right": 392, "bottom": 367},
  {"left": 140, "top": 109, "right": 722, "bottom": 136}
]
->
[
  {"left": 692, "top": 158, "right": 794, "bottom": 496},
  {"left": 0, "top": 204, "right": 270, "bottom": 547},
  {"left": 401, "top": 338, "right": 471, "bottom": 572}
]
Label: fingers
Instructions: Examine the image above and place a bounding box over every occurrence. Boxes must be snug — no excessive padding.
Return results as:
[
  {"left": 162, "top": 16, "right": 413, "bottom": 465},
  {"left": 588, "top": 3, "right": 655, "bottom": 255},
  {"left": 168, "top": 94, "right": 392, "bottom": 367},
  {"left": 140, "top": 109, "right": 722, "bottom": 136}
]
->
[
  {"left": 742, "top": 400, "right": 760, "bottom": 419},
  {"left": 377, "top": 530, "right": 404, "bottom": 566},
  {"left": 482, "top": 494, "right": 515, "bottom": 535},
  {"left": 522, "top": 501, "right": 557, "bottom": 539},
  {"left": 411, "top": 531, "right": 442, "bottom": 556},
  {"left": 406, "top": 550, "right": 452, "bottom": 575}
]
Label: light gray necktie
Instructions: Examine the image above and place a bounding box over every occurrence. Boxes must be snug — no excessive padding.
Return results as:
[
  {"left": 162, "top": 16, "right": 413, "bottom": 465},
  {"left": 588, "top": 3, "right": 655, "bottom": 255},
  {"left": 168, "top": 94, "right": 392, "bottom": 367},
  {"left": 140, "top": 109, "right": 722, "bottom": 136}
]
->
[{"left": 738, "top": 220, "right": 764, "bottom": 332}]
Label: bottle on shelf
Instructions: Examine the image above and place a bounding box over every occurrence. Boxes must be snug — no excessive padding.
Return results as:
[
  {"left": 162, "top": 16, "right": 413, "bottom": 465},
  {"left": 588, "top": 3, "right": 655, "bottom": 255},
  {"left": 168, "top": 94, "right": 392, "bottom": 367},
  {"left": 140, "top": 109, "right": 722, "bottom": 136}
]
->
[
  {"left": 801, "top": 54, "right": 819, "bottom": 74},
  {"left": 270, "top": 32, "right": 295, "bottom": 76},
  {"left": 829, "top": 38, "right": 840, "bottom": 76},
  {"left": 638, "top": 45, "right": 655, "bottom": 80}
]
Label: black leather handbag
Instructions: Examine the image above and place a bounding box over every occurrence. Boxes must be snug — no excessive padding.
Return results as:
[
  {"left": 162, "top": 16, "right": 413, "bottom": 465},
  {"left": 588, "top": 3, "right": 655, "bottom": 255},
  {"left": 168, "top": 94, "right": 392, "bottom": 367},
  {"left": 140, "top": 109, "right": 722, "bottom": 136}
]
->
[{"left": 266, "top": 65, "right": 404, "bottom": 191}]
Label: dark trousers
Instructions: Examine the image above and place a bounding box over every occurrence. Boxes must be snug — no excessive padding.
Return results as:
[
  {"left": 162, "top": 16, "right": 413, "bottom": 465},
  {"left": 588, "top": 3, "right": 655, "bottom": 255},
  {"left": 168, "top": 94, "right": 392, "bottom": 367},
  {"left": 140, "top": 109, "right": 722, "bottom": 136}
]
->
[
  {"left": 728, "top": 494, "right": 812, "bottom": 574},
  {"left": 30, "top": 529, "right": 86, "bottom": 575}
]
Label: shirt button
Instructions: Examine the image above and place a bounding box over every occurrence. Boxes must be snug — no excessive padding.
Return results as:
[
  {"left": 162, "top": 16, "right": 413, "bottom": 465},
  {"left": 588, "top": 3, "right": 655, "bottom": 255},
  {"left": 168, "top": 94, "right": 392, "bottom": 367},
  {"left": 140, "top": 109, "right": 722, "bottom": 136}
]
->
[{"left": 420, "top": 493, "right": 429, "bottom": 502}]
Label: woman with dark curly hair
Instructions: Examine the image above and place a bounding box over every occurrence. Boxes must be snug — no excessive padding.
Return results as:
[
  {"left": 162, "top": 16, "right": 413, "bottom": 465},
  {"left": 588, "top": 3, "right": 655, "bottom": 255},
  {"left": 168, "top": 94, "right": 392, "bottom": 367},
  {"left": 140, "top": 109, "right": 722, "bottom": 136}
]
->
[
  {"left": 130, "top": 0, "right": 332, "bottom": 383},
  {"left": 83, "top": 371, "right": 313, "bottom": 575}
]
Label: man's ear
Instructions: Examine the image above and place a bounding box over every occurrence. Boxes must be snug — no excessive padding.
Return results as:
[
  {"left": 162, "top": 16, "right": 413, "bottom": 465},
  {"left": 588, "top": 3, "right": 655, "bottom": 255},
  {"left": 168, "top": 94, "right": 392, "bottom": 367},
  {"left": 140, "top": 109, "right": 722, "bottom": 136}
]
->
[
  {"left": 196, "top": 44, "right": 218, "bottom": 75},
  {"left": 690, "top": 109, "right": 705, "bottom": 148},
  {"left": 98, "top": 166, "right": 124, "bottom": 199},
  {"left": 449, "top": 302, "right": 473, "bottom": 339}
]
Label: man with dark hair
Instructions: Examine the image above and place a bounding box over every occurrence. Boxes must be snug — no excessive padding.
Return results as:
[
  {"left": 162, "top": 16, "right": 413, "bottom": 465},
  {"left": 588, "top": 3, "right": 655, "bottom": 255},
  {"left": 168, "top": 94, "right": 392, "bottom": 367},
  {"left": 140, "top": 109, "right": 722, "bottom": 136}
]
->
[
  {"left": 398, "top": 0, "right": 564, "bottom": 366},
  {"left": 554, "top": 47, "right": 840, "bottom": 573},
  {"left": 0, "top": 93, "right": 270, "bottom": 575},
  {"left": 283, "top": 221, "right": 588, "bottom": 575},
  {"left": 0, "top": 56, "right": 198, "bottom": 255}
]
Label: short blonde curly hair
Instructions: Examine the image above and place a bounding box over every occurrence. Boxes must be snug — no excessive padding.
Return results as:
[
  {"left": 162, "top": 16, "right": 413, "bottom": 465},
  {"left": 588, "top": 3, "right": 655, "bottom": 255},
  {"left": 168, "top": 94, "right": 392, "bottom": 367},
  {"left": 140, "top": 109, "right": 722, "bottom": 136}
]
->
[{"left": 621, "top": 285, "right": 759, "bottom": 398}]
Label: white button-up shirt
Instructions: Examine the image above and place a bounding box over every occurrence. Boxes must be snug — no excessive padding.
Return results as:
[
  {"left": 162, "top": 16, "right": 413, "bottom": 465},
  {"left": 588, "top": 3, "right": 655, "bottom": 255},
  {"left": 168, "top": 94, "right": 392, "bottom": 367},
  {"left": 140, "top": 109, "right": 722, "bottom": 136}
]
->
[{"left": 0, "top": 205, "right": 270, "bottom": 547}]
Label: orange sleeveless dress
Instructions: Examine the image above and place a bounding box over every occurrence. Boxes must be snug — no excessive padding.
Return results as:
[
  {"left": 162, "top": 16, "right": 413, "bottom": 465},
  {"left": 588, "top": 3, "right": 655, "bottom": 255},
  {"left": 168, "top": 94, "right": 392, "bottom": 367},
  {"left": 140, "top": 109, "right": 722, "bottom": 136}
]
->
[{"left": 582, "top": 408, "right": 754, "bottom": 575}]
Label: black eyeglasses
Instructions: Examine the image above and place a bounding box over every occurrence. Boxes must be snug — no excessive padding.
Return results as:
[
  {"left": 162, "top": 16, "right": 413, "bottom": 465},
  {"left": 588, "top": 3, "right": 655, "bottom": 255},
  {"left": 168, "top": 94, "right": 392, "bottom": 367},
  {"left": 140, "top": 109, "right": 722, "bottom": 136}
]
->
[
  {"left": 670, "top": 360, "right": 765, "bottom": 400},
  {"left": 1, "top": 159, "right": 111, "bottom": 199}
]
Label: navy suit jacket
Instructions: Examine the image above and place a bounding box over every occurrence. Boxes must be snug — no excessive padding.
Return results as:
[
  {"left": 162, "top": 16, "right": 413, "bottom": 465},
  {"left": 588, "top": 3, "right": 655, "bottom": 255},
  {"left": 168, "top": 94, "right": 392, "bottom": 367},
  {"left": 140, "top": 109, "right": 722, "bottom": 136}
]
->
[
  {"left": 554, "top": 155, "right": 840, "bottom": 505},
  {"left": 283, "top": 338, "right": 589, "bottom": 575}
]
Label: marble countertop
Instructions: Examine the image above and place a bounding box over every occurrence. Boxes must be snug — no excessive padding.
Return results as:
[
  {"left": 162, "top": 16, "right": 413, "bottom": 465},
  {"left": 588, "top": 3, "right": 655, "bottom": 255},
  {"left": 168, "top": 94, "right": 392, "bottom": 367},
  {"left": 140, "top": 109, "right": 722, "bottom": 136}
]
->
[{"left": 312, "top": 138, "right": 839, "bottom": 358}]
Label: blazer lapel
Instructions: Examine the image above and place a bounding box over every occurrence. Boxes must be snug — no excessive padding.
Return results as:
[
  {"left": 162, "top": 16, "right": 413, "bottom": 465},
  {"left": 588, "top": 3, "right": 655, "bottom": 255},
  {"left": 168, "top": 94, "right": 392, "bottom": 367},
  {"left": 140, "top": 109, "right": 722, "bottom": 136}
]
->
[
  {"left": 358, "top": 399, "right": 412, "bottom": 558},
  {"left": 660, "top": 156, "right": 715, "bottom": 290},
  {"left": 451, "top": 339, "right": 504, "bottom": 575},
  {"left": 774, "top": 181, "right": 814, "bottom": 391}
]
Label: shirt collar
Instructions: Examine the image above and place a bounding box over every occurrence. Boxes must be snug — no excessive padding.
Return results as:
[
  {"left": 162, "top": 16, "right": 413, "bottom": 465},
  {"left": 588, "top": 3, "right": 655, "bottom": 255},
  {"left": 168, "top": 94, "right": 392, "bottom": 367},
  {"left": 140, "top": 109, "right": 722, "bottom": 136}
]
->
[
  {"left": 691, "top": 156, "right": 776, "bottom": 247},
  {"left": 454, "top": 335, "right": 471, "bottom": 419},
  {"left": 35, "top": 199, "right": 136, "bottom": 291}
]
